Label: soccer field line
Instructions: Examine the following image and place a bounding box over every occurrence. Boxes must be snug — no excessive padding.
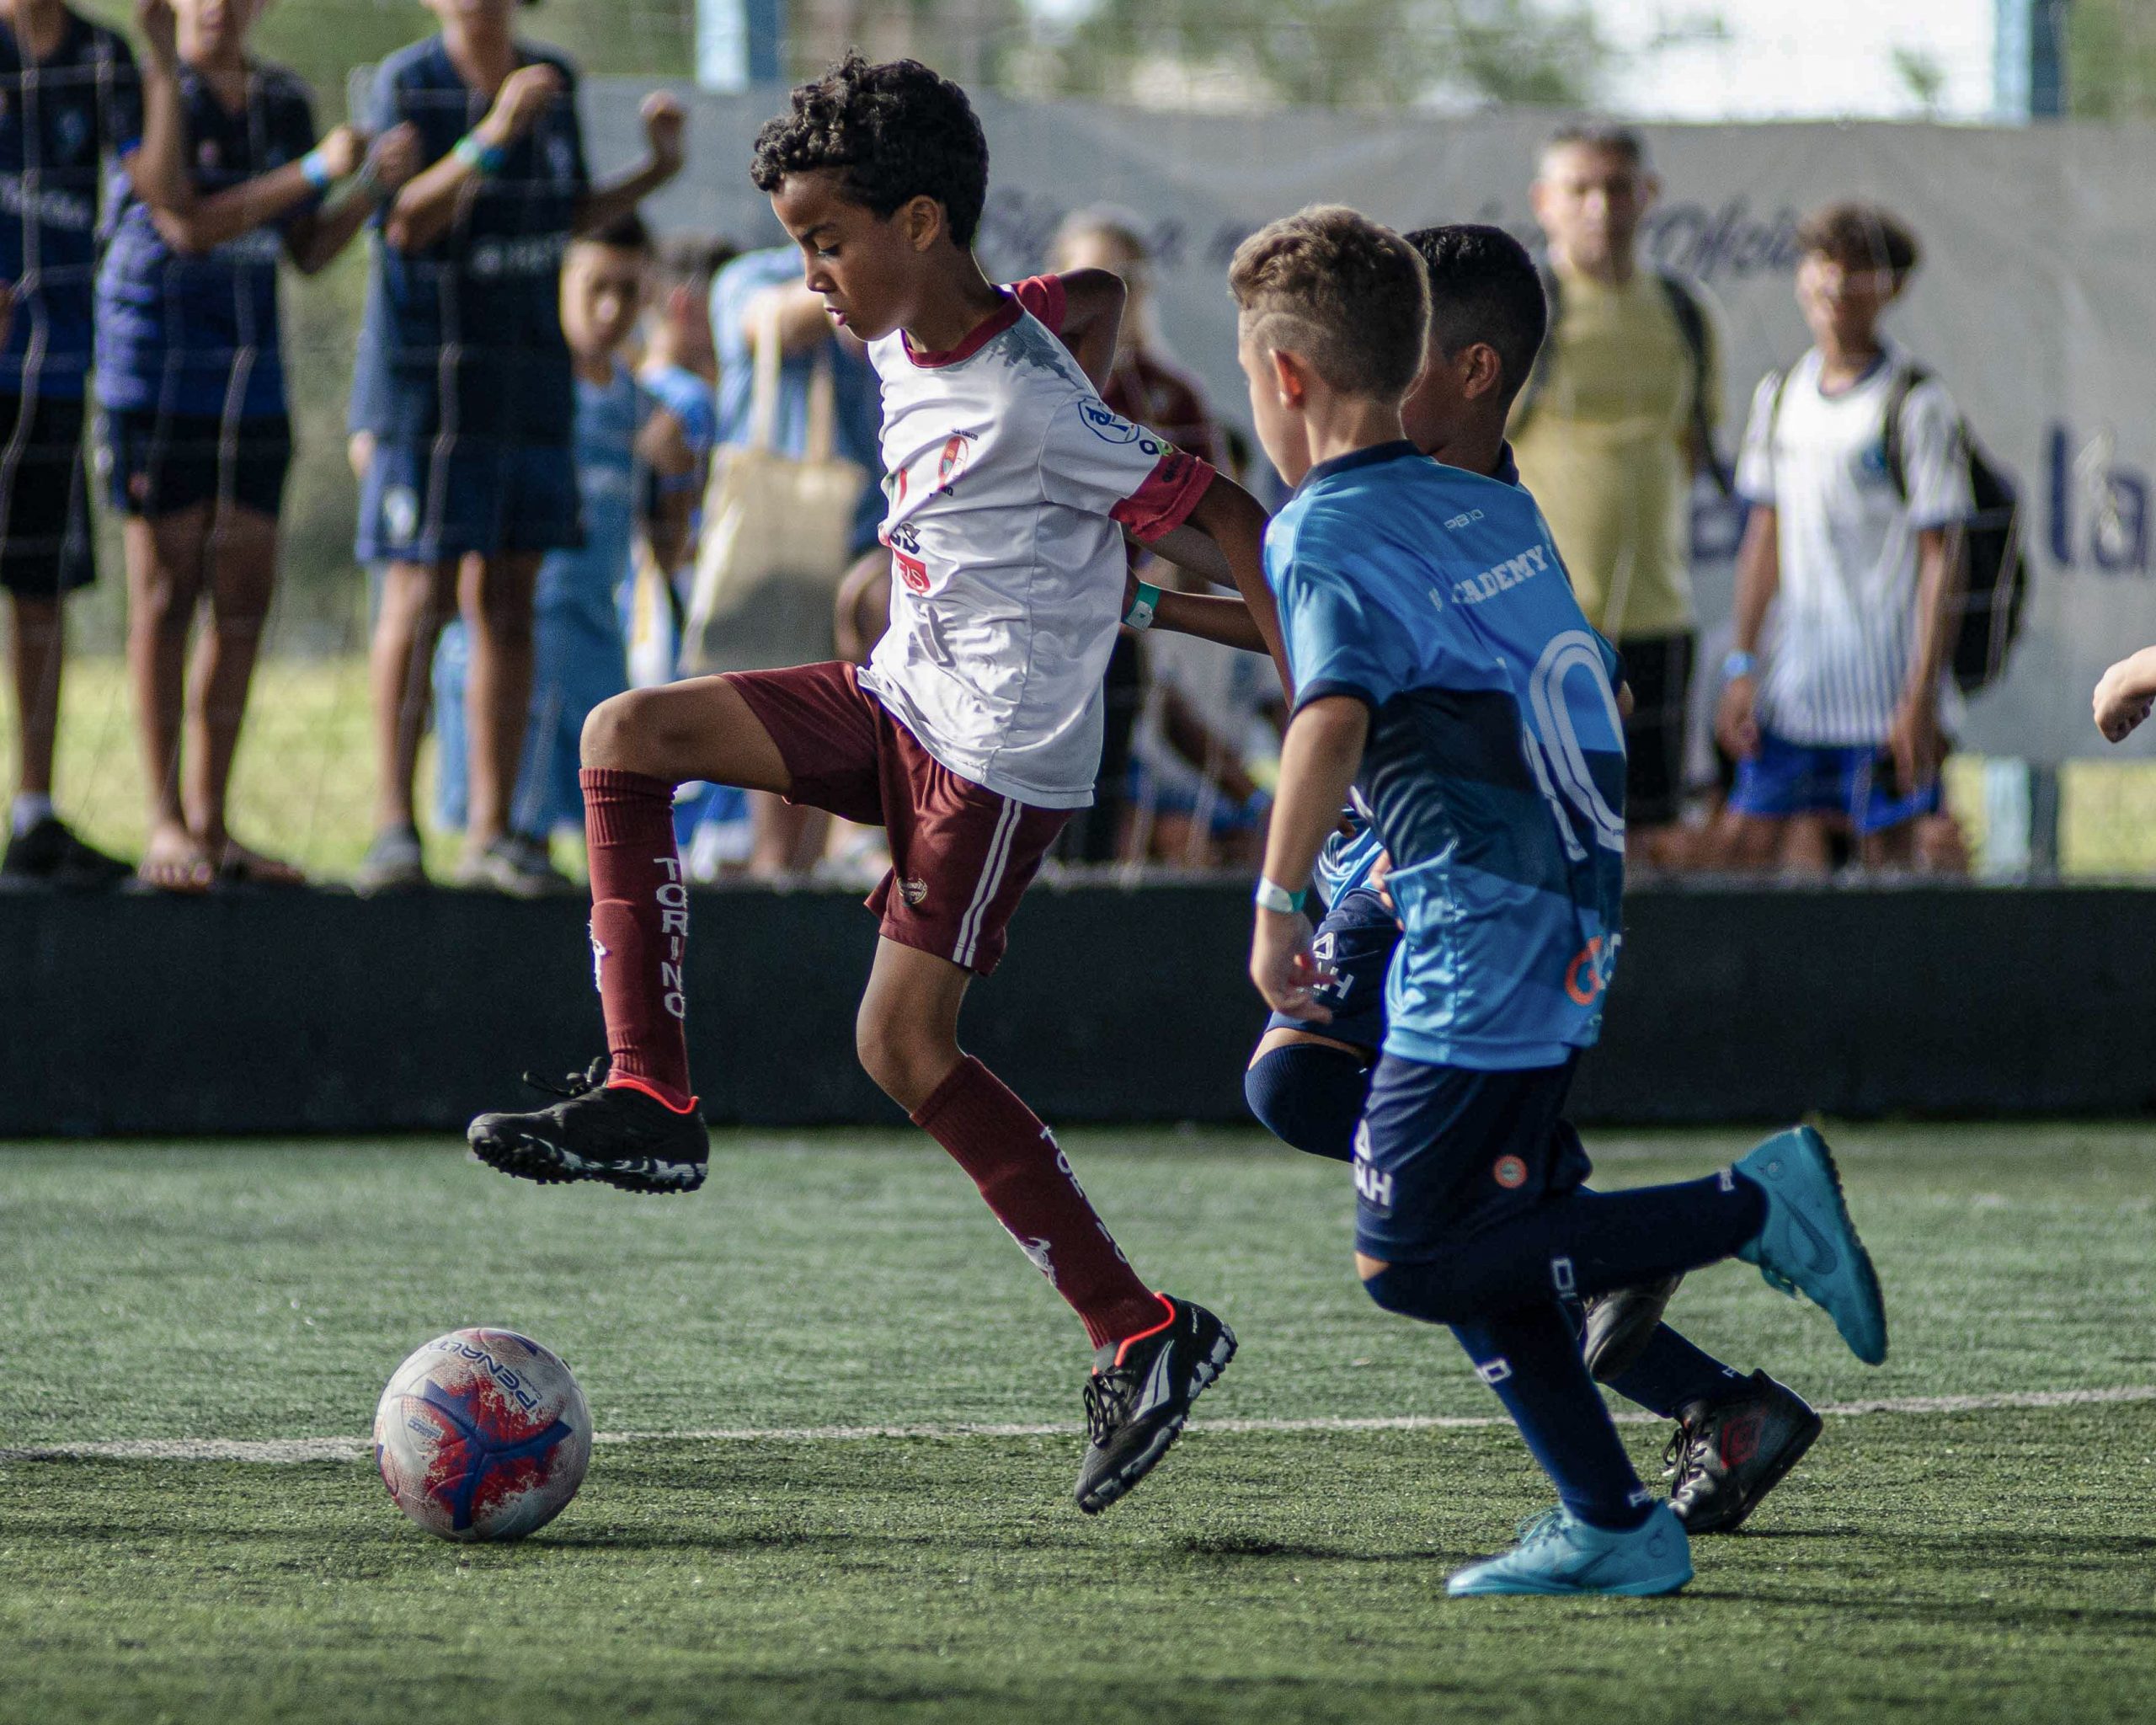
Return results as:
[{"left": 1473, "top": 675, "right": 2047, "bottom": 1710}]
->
[{"left": 3, "top": 1384, "right": 2152, "bottom": 1466}]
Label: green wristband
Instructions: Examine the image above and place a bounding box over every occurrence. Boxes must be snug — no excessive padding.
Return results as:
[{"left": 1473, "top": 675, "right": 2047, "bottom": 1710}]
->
[{"left": 1123, "top": 580, "right": 1161, "bottom": 631}]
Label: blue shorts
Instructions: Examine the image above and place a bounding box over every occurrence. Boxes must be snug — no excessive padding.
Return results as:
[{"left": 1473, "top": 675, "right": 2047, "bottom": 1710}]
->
[
  {"left": 1352, "top": 1052, "right": 1590, "bottom": 1262},
  {"left": 1266, "top": 885, "right": 1396, "bottom": 1052},
  {"left": 1729, "top": 729, "right": 1941, "bottom": 836},
  {"left": 358, "top": 438, "right": 581, "bottom": 565},
  {"left": 432, "top": 610, "right": 627, "bottom": 836}
]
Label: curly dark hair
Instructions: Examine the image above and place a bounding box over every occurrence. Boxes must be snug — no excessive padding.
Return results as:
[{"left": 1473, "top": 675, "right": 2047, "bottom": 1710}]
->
[
  {"left": 749, "top": 55, "right": 990, "bottom": 248},
  {"left": 1402, "top": 225, "right": 1548, "bottom": 399}
]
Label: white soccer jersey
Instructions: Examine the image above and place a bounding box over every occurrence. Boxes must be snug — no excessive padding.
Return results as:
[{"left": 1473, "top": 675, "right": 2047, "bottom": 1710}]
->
[
  {"left": 1735, "top": 344, "right": 1973, "bottom": 746},
  {"left": 858, "top": 275, "right": 1214, "bottom": 808}
]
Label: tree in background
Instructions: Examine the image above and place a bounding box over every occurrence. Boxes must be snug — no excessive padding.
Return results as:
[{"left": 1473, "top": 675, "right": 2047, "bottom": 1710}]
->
[{"left": 2068, "top": 0, "right": 2156, "bottom": 119}]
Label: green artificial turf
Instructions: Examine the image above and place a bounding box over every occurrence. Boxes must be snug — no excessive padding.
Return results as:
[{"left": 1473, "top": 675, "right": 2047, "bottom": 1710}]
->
[{"left": 3, "top": 1127, "right": 2153, "bottom": 1722}]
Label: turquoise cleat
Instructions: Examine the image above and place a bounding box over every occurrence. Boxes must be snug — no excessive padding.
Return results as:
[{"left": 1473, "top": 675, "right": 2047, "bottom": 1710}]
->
[
  {"left": 1733, "top": 1126, "right": 1888, "bottom": 1365},
  {"left": 1448, "top": 1503, "right": 1693, "bottom": 1598}
]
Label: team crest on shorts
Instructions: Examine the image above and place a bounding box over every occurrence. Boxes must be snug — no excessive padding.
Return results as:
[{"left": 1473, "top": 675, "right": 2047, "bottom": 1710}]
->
[
  {"left": 1492, "top": 1155, "right": 1528, "bottom": 1189},
  {"left": 382, "top": 484, "right": 419, "bottom": 547},
  {"left": 899, "top": 877, "right": 928, "bottom": 906}
]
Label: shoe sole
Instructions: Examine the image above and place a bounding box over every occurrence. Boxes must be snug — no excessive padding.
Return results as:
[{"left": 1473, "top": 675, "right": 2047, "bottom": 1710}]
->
[
  {"left": 467, "top": 1125, "right": 707, "bottom": 1196},
  {"left": 1755, "top": 1129, "right": 1889, "bottom": 1365},
  {"left": 1682, "top": 1407, "right": 1824, "bottom": 1536},
  {"left": 1449, "top": 1565, "right": 1694, "bottom": 1598},
  {"left": 1075, "top": 1323, "right": 1238, "bottom": 1516}
]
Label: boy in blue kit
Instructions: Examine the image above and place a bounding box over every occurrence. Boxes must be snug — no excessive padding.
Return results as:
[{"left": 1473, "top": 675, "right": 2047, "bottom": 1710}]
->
[
  {"left": 0, "top": 0, "right": 161, "bottom": 886},
  {"left": 1244, "top": 224, "right": 1823, "bottom": 1536},
  {"left": 353, "top": 0, "right": 683, "bottom": 897},
  {"left": 1233, "top": 206, "right": 1886, "bottom": 1596},
  {"left": 433, "top": 214, "right": 695, "bottom": 860}
]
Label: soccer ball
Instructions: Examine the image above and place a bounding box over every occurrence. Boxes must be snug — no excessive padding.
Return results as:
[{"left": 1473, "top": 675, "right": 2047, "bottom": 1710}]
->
[{"left": 373, "top": 1327, "right": 592, "bottom": 1541}]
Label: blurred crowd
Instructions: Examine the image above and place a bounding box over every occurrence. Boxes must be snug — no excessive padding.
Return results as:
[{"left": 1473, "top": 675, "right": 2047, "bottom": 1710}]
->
[{"left": 0, "top": 0, "right": 1991, "bottom": 895}]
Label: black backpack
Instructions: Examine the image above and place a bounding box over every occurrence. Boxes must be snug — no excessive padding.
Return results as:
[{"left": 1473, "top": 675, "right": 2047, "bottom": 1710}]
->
[
  {"left": 1515, "top": 265, "right": 1733, "bottom": 497},
  {"left": 1766, "top": 362, "right": 2029, "bottom": 695}
]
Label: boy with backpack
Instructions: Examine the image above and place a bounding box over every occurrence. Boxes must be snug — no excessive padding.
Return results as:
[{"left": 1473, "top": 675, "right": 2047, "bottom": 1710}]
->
[{"left": 1716, "top": 203, "right": 1977, "bottom": 873}]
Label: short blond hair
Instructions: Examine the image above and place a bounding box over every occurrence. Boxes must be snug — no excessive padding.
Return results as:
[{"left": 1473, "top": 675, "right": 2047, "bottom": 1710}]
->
[{"left": 1228, "top": 206, "right": 1430, "bottom": 403}]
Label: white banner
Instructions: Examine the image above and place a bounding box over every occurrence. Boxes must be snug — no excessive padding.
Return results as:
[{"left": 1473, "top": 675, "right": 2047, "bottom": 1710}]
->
[{"left": 600, "top": 83, "right": 2156, "bottom": 763}]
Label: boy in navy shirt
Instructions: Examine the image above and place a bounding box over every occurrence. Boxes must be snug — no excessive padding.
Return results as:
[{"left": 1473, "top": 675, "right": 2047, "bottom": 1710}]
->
[
  {"left": 0, "top": 0, "right": 150, "bottom": 885},
  {"left": 103, "top": 0, "right": 418, "bottom": 890},
  {"left": 352, "top": 0, "right": 682, "bottom": 896},
  {"left": 1235, "top": 206, "right": 1886, "bottom": 1595}
]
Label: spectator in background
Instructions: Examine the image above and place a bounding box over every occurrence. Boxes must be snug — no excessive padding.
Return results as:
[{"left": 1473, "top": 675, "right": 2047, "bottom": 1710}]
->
[
  {"left": 104, "top": 0, "right": 419, "bottom": 891},
  {"left": 0, "top": 0, "right": 162, "bottom": 888},
  {"left": 351, "top": 0, "right": 682, "bottom": 896},
  {"left": 1047, "top": 207, "right": 1223, "bottom": 863},
  {"left": 1517, "top": 123, "right": 1724, "bottom": 872},
  {"left": 687, "top": 240, "right": 883, "bottom": 878},
  {"left": 432, "top": 213, "right": 694, "bottom": 877},
  {"left": 1716, "top": 204, "right": 1970, "bottom": 875}
]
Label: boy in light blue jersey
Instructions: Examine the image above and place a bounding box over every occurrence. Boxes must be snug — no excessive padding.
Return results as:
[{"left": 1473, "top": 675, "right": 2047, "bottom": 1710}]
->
[
  {"left": 1243, "top": 225, "right": 1824, "bottom": 1539},
  {"left": 1232, "top": 206, "right": 1887, "bottom": 1597}
]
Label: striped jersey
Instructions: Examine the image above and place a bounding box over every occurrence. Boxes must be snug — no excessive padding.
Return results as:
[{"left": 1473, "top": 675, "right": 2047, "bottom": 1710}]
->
[
  {"left": 1268, "top": 442, "right": 1625, "bottom": 1071},
  {"left": 1734, "top": 346, "right": 1972, "bottom": 746}
]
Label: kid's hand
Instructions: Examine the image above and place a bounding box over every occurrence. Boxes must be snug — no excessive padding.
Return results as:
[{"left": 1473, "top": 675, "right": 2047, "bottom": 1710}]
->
[
  {"left": 483, "top": 63, "right": 567, "bottom": 144},
  {"left": 1886, "top": 692, "right": 1943, "bottom": 793},
  {"left": 315, "top": 126, "right": 364, "bottom": 183},
  {"left": 1716, "top": 672, "right": 1761, "bottom": 761},
  {"left": 135, "top": 0, "right": 179, "bottom": 71},
  {"left": 1251, "top": 908, "right": 1337, "bottom": 1022},
  {"left": 642, "top": 92, "right": 686, "bottom": 179},
  {"left": 2095, "top": 658, "right": 2156, "bottom": 744},
  {"left": 365, "top": 124, "right": 424, "bottom": 194}
]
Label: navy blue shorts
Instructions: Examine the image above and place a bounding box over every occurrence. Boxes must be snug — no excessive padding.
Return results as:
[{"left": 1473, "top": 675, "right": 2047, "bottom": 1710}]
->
[
  {"left": 1352, "top": 1052, "right": 1590, "bottom": 1263},
  {"left": 358, "top": 437, "right": 581, "bottom": 565},
  {"left": 1266, "top": 885, "right": 1396, "bottom": 1053},
  {"left": 1729, "top": 729, "right": 1941, "bottom": 836}
]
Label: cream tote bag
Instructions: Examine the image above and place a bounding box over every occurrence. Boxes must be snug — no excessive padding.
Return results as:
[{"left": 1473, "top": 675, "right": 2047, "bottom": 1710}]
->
[{"left": 680, "top": 299, "right": 871, "bottom": 674}]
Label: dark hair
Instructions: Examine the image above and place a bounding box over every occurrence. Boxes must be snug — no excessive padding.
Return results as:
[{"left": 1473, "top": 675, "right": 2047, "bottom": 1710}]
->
[
  {"left": 1541, "top": 121, "right": 1647, "bottom": 170},
  {"left": 749, "top": 54, "right": 990, "bottom": 247},
  {"left": 1228, "top": 206, "right": 1429, "bottom": 403},
  {"left": 1796, "top": 201, "right": 1921, "bottom": 279},
  {"left": 655, "top": 232, "right": 738, "bottom": 292},
  {"left": 1401, "top": 224, "right": 1547, "bottom": 400},
  {"left": 582, "top": 210, "right": 653, "bottom": 254}
]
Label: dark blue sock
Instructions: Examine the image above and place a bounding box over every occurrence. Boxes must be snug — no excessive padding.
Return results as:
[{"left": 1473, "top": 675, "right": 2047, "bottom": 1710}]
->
[
  {"left": 1364, "top": 1174, "right": 1767, "bottom": 1325},
  {"left": 1243, "top": 1043, "right": 1370, "bottom": 1162},
  {"left": 1605, "top": 1325, "right": 1751, "bottom": 1421},
  {"left": 1453, "top": 1304, "right": 1653, "bottom": 1530}
]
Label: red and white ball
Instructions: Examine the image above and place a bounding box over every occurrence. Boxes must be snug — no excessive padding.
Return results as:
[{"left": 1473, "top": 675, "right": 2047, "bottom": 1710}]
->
[{"left": 374, "top": 1328, "right": 592, "bottom": 1541}]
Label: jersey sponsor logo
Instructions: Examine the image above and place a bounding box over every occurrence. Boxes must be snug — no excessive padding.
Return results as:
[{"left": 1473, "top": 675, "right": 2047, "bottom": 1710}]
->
[
  {"left": 894, "top": 547, "right": 930, "bottom": 593},
  {"left": 1564, "top": 934, "right": 1613, "bottom": 1006},
  {"left": 1444, "top": 507, "right": 1485, "bottom": 531},
  {"left": 1450, "top": 542, "right": 1550, "bottom": 606},
  {"left": 1492, "top": 1154, "right": 1528, "bottom": 1189},
  {"left": 936, "top": 431, "right": 973, "bottom": 492},
  {"left": 1077, "top": 398, "right": 1145, "bottom": 445}
]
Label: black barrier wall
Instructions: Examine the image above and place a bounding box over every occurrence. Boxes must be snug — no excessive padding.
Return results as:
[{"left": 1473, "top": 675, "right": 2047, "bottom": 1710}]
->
[{"left": 3, "top": 882, "right": 2154, "bottom": 1136}]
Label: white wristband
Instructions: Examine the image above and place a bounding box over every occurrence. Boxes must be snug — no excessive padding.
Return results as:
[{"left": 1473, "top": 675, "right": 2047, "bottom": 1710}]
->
[{"left": 1253, "top": 877, "right": 1308, "bottom": 915}]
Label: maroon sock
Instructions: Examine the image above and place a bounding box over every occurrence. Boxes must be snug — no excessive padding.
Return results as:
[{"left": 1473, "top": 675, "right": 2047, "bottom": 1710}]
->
[
  {"left": 582, "top": 767, "right": 695, "bottom": 1113},
  {"left": 911, "top": 1056, "right": 1170, "bottom": 1350}
]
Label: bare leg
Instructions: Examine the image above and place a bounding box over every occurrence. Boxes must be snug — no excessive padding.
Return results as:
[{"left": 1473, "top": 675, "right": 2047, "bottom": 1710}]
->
[
  {"left": 8, "top": 590, "right": 63, "bottom": 801},
  {"left": 461, "top": 550, "right": 540, "bottom": 850},
  {"left": 1780, "top": 813, "right": 1833, "bottom": 878},
  {"left": 124, "top": 509, "right": 214, "bottom": 889},
  {"left": 368, "top": 558, "right": 458, "bottom": 834},
  {"left": 191, "top": 504, "right": 297, "bottom": 881},
  {"left": 581, "top": 673, "right": 792, "bottom": 789}
]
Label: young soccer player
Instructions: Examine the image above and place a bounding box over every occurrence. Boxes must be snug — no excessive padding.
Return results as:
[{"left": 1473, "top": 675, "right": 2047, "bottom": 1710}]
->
[
  {"left": 0, "top": 0, "right": 163, "bottom": 887},
  {"left": 1235, "top": 205, "right": 1886, "bottom": 1595},
  {"left": 433, "top": 214, "right": 694, "bottom": 857},
  {"left": 468, "top": 56, "right": 1288, "bottom": 1514},
  {"left": 105, "top": 0, "right": 419, "bottom": 891},
  {"left": 1241, "top": 223, "right": 1821, "bottom": 1535},
  {"left": 352, "top": 0, "right": 683, "bottom": 896}
]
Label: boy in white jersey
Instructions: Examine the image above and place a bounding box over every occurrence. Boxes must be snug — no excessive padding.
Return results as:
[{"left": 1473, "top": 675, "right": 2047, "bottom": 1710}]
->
[{"left": 467, "top": 55, "right": 1283, "bottom": 1515}]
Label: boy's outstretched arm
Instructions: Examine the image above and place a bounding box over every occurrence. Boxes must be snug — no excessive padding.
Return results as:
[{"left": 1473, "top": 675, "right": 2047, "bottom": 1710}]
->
[
  {"left": 1251, "top": 696, "right": 1368, "bottom": 1022},
  {"left": 1145, "top": 473, "right": 1291, "bottom": 696},
  {"left": 2095, "top": 645, "right": 2156, "bottom": 743}
]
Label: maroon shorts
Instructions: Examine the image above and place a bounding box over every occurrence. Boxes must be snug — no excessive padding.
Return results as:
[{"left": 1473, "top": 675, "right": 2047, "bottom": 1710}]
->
[{"left": 723, "top": 661, "right": 1070, "bottom": 975}]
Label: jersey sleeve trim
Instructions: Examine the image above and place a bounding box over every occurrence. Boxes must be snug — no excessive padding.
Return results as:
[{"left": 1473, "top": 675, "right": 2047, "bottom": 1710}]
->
[
  {"left": 1010, "top": 273, "right": 1067, "bottom": 334},
  {"left": 1109, "top": 449, "right": 1215, "bottom": 542}
]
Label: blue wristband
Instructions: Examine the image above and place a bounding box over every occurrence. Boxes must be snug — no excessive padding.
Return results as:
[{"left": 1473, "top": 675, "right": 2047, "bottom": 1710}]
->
[
  {"left": 298, "top": 147, "right": 334, "bottom": 193},
  {"left": 452, "top": 133, "right": 508, "bottom": 178},
  {"left": 1722, "top": 649, "right": 1759, "bottom": 681}
]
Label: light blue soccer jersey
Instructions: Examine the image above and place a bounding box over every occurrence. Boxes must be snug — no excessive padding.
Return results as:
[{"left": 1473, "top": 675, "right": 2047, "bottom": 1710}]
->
[{"left": 1267, "top": 441, "right": 1626, "bottom": 1071}]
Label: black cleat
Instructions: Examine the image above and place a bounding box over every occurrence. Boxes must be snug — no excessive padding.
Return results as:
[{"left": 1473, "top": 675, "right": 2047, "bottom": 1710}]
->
[
  {"left": 1665, "top": 1370, "right": 1822, "bottom": 1535},
  {"left": 1073, "top": 1295, "right": 1235, "bottom": 1515},
  {"left": 2, "top": 814, "right": 131, "bottom": 889},
  {"left": 468, "top": 1059, "right": 707, "bottom": 1195},
  {"left": 1581, "top": 1274, "right": 1684, "bottom": 1382}
]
